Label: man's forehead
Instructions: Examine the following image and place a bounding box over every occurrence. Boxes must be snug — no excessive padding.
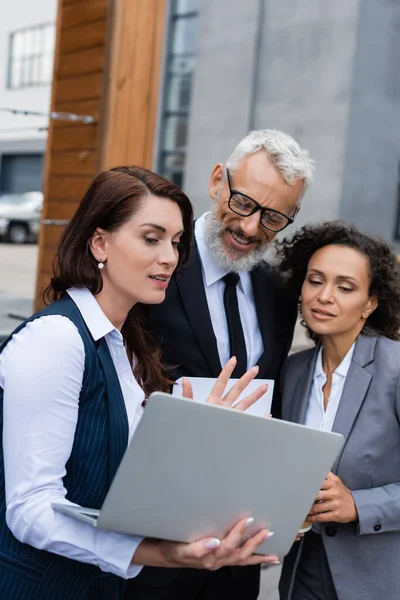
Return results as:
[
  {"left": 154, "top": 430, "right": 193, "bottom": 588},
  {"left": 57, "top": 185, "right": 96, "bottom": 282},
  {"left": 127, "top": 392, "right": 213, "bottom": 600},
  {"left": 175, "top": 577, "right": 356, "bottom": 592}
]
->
[
  {"left": 231, "top": 153, "right": 282, "bottom": 185},
  {"left": 232, "top": 156, "right": 298, "bottom": 197}
]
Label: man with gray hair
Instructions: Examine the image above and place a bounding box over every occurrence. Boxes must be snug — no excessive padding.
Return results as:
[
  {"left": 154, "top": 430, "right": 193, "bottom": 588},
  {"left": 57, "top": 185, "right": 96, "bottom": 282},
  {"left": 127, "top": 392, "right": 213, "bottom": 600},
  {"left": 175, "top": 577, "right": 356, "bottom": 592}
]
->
[
  {"left": 205, "top": 129, "right": 313, "bottom": 275},
  {"left": 126, "top": 129, "right": 314, "bottom": 600}
]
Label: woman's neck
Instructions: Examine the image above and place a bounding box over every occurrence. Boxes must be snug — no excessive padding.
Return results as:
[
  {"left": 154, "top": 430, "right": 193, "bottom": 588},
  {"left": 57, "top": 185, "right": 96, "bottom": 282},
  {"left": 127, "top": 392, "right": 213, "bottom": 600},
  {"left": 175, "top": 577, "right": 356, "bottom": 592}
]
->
[
  {"left": 320, "top": 331, "right": 359, "bottom": 374},
  {"left": 94, "top": 287, "right": 134, "bottom": 331}
]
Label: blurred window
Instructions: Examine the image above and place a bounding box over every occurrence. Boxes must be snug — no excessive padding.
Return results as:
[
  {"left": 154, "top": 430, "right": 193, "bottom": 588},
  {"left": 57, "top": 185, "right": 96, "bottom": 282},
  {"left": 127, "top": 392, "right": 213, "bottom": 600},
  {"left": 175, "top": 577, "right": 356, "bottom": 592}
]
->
[
  {"left": 158, "top": 0, "right": 200, "bottom": 187},
  {"left": 8, "top": 23, "right": 55, "bottom": 89}
]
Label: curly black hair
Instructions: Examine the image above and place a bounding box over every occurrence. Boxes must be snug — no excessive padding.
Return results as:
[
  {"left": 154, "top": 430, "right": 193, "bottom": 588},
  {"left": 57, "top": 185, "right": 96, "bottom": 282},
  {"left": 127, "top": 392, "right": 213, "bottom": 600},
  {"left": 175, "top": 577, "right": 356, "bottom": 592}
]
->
[{"left": 275, "top": 221, "right": 400, "bottom": 342}]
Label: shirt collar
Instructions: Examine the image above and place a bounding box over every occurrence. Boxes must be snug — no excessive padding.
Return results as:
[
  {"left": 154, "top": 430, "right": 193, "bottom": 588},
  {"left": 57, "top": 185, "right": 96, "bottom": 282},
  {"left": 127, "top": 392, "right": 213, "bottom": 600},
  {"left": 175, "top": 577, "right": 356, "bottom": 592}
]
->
[
  {"left": 336, "top": 343, "right": 356, "bottom": 376},
  {"left": 67, "top": 287, "right": 117, "bottom": 341},
  {"left": 194, "top": 212, "right": 252, "bottom": 295},
  {"left": 313, "top": 347, "right": 325, "bottom": 380},
  {"left": 313, "top": 342, "right": 356, "bottom": 380}
]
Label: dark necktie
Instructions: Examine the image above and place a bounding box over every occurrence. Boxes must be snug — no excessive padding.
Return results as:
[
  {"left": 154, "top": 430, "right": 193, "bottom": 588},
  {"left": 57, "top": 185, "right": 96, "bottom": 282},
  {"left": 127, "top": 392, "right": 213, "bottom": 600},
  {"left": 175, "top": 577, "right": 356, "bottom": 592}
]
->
[{"left": 222, "top": 272, "right": 247, "bottom": 378}]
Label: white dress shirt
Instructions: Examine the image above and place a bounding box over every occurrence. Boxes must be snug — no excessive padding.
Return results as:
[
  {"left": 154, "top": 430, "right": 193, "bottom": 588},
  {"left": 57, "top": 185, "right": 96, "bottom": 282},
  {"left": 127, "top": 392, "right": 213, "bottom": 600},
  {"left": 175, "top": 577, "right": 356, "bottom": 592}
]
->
[
  {"left": 0, "top": 287, "right": 145, "bottom": 579},
  {"left": 195, "top": 213, "right": 264, "bottom": 369},
  {"left": 304, "top": 343, "right": 355, "bottom": 431}
]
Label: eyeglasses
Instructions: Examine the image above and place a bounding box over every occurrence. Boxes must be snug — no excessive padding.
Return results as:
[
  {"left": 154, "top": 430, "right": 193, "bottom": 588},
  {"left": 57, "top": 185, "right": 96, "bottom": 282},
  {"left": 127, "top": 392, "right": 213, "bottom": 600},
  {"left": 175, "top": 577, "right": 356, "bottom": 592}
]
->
[{"left": 226, "top": 169, "right": 297, "bottom": 233}]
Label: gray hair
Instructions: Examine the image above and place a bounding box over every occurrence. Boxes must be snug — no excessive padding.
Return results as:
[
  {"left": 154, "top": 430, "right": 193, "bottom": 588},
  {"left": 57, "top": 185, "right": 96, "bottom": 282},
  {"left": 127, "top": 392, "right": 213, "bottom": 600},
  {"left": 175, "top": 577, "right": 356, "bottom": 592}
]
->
[{"left": 225, "top": 129, "right": 315, "bottom": 198}]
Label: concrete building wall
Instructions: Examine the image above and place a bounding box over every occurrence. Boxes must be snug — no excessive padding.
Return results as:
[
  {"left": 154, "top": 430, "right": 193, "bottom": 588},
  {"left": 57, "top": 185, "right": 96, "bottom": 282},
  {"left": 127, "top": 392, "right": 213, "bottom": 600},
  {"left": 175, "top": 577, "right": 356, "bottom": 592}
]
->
[
  {"left": 253, "top": 0, "right": 362, "bottom": 228},
  {"left": 183, "top": 0, "right": 260, "bottom": 215},
  {"left": 184, "top": 0, "right": 375, "bottom": 234},
  {"left": 339, "top": 0, "right": 400, "bottom": 244},
  {"left": 184, "top": 0, "right": 363, "bottom": 222}
]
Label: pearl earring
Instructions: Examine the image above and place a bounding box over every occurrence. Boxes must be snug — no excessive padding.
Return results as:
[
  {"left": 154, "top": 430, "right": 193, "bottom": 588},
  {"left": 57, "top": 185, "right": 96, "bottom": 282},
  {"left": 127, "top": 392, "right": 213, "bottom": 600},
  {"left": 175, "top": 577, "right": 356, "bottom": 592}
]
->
[{"left": 98, "top": 261, "right": 105, "bottom": 270}]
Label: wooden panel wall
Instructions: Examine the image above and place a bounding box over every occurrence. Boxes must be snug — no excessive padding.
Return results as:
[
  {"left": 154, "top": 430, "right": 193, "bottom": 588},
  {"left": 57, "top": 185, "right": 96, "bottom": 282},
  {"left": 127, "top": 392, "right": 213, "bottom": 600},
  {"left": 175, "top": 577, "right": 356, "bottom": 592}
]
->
[
  {"left": 100, "top": 0, "right": 167, "bottom": 169},
  {"left": 35, "top": 0, "right": 108, "bottom": 307},
  {"left": 35, "top": 0, "right": 167, "bottom": 310}
]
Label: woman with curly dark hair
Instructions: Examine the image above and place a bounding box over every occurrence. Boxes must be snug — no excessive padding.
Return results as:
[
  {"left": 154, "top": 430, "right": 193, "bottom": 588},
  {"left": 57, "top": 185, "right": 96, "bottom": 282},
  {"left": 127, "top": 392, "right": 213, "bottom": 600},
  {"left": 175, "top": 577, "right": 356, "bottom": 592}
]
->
[{"left": 275, "top": 222, "right": 400, "bottom": 600}]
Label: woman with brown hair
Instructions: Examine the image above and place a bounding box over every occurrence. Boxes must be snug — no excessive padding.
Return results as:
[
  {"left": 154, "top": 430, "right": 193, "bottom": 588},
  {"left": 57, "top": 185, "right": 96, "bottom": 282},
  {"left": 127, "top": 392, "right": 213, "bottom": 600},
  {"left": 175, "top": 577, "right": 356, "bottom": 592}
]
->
[{"left": 0, "top": 166, "right": 277, "bottom": 600}]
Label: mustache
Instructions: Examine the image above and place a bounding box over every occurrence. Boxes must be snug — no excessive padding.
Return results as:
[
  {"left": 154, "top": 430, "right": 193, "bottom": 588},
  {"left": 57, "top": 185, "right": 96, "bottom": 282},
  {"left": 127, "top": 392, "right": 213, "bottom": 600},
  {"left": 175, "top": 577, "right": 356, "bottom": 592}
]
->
[
  {"left": 227, "top": 227, "right": 263, "bottom": 244},
  {"left": 205, "top": 210, "right": 270, "bottom": 272}
]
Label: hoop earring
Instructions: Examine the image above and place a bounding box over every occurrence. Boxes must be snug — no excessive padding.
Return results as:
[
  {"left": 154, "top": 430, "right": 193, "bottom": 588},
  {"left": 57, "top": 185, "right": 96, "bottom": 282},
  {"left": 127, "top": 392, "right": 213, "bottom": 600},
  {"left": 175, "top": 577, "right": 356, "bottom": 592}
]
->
[{"left": 98, "top": 261, "right": 105, "bottom": 270}]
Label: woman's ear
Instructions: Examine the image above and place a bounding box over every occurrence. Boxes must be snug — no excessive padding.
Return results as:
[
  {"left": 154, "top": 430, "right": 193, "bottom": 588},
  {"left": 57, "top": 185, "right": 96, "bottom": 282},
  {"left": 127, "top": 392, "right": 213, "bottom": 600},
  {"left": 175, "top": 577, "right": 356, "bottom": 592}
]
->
[
  {"left": 89, "top": 228, "right": 108, "bottom": 263},
  {"left": 363, "top": 296, "right": 378, "bottom": 319}
]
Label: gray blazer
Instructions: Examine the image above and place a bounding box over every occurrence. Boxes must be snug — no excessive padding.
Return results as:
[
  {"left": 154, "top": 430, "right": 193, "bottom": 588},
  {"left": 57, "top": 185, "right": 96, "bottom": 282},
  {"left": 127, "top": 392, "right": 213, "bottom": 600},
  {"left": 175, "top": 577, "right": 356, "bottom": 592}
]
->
[{"left": 279, "top": 334, "right": 400, "bottom": 600}]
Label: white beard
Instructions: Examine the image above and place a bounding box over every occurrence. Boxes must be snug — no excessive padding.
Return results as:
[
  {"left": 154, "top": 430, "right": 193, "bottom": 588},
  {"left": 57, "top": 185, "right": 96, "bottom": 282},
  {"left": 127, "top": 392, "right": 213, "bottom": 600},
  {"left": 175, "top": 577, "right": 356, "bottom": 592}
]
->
[{"left": 204, "top": 206, "right": 270, "bottom": 273}]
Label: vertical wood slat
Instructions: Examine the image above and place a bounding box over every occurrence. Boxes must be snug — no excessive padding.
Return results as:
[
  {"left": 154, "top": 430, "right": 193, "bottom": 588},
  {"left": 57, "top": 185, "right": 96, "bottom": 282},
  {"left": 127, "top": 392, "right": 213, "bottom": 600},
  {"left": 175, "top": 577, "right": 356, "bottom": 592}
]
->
[
  {"left": 51, "top": 124, "right": 99, "bottom": 151},
  {"left": 56, "top": 46, "right": 106, "bottom": 78},
  {"left": 47, "top": 174, "right": 93, "bottom": 201},
  {"left": 62, "top": 0, "right": 107, "bottom": 30},
  {"left": 144, "top": 3, "right": 167, "bottom": 169},
  {"left": 100, "top": 0, "right": 167, "bottom": 169},
  {"left": 55, "top": 72, "right": 104, "bottom": 102},
  {"left": 58, "top": 19, "right": 107, "bottom": 54},
  {"left": 126, "top": 2, "right": 164, "bottom": 167}
]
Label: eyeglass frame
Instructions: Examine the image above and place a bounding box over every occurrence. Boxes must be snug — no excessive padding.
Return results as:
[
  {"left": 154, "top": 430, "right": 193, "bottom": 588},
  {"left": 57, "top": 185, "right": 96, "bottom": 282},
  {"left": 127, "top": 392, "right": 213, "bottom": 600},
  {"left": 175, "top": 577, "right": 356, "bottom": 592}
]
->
[{"left": 225, "top": 168, "right": 298, "bottom": 233}]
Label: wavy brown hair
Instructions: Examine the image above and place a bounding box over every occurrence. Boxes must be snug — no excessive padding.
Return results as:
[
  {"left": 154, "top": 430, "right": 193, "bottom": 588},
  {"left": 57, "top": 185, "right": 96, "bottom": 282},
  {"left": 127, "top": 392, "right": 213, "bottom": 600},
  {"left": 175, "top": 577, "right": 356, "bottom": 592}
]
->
[
  {"left": 46, "top": 165, "right": 193, "bottom": 394},
  {"left": 275, "top": 221, "right": 400, "bottom": 342}
]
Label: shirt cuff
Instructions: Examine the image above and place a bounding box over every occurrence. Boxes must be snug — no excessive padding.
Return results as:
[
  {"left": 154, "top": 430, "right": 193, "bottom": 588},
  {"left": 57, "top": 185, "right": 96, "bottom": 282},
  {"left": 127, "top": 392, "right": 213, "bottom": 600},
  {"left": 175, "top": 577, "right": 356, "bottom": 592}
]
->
[
  {"left": 351, "top": 489, "right": 382, "bottom": 536},
  {"left": 96, "top": 531, "right": 144, "bottom": 579}
]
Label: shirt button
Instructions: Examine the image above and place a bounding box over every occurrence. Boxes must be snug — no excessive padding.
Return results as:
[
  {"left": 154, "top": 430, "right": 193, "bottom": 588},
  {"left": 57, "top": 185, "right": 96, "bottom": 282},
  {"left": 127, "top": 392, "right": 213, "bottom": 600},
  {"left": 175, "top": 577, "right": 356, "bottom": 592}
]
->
[{"left": 373, "top": 524, "right": 381, "bottom": 532}]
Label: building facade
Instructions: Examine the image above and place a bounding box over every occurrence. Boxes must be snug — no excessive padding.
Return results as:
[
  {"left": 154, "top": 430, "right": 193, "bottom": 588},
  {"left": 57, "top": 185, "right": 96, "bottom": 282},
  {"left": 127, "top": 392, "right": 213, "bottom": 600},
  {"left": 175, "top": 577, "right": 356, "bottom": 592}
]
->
[
  {"left": 3, "top": 0, "right": 399, "bottom": 241},
  {"left": 166, "top": 0, "right": 400, "bottom": 247},
  {"left": 0, "top": 0, "right": 56, "bottom": 193},
  {"left": 4, "top": 0, "right": 398, "bottom": 241}
]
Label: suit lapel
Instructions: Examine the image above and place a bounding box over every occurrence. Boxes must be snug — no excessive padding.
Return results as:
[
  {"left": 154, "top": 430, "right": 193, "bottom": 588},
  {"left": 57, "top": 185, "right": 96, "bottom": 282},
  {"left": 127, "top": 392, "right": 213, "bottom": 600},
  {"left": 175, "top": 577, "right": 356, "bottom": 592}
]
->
[
  {"left": 251, "top": 266, "right": 276, "bottom": 372},
  {"left": 97, "top": 338, "right": 129, "bottom": 483},
  {"left": 331, "top": 335, "right": 375, "bottom": 471},
  {"left": 292, "top": 347, "right": 319, "bottom": 424},
  {"left": 251, "top": 266, "right": 272, "bottom": 349},
  {"left": 176, "top": 242, "right": 221, "bottom": 376}
]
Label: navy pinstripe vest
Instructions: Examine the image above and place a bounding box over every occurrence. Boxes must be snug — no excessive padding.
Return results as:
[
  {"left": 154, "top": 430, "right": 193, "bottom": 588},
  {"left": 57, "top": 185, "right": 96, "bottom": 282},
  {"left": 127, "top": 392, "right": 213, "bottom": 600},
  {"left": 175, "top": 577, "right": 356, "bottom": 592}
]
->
[{"left": 0, "top": 294, "right": 129, "bottom": 600}]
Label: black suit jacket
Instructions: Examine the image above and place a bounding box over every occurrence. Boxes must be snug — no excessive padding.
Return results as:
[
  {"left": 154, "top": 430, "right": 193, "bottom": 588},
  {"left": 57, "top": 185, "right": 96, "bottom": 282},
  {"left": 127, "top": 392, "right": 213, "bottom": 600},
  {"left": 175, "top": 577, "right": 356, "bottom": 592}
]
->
[{"left": 147, "top": 241, "right": 298, "bottom": 416}]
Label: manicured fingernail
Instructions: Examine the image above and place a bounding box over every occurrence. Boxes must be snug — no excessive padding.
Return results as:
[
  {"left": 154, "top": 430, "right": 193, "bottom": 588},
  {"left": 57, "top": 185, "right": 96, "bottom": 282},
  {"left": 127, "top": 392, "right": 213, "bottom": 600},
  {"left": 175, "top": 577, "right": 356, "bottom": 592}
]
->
[
  {"left": 244, "top": 517, "right": 254, "bottom": 529},
  {"left": 230, "top": 356, "right": 237, "bottom": 362},
  {"left": 271, "top": 560, "right": 280, "bottom": 565},
  {"left": 264, "top": 531, "right": 275, "bottom": 540},
  {"left": 253, "top": 365, "right": 259, "bottom": 372},
  {"left": 205, "top": 538, "right": 220, "bottom": 550}
]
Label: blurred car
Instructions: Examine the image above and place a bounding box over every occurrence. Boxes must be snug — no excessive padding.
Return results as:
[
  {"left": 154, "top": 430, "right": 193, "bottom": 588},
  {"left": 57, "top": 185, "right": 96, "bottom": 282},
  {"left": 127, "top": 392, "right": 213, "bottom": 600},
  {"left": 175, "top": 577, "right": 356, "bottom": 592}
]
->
[{"left": 0, "top": 192, "right": 43, "bottom": 244}]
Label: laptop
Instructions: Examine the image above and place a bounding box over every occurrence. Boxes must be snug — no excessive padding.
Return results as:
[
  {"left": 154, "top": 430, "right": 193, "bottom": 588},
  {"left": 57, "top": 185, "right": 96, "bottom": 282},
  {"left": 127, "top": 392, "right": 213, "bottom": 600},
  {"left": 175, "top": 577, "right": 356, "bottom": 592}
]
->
[{"left": 53, "top": 392, "right": 344, "bottom": 559}]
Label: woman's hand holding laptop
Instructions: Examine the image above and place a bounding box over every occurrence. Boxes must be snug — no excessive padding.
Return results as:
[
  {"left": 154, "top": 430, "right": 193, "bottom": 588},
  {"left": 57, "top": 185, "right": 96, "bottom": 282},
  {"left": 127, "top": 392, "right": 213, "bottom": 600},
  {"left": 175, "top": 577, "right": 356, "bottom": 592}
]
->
[{"left": 132, "top": 516, "right": 278, "bottom": 569}]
